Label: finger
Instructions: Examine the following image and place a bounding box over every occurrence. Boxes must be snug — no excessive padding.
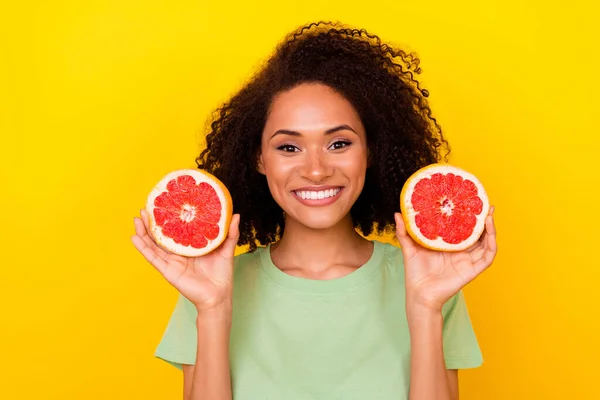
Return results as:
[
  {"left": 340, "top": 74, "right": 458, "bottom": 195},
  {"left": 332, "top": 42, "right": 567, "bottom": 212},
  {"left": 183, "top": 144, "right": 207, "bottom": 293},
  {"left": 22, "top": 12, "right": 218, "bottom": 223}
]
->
[
  {"left": 134, "top": 216, "right": 153, "bottom": 246},
  {"left": 134, "top": 214, "right": 170, "bottom": 260},
  {"left": 221, "top": 214, "right": 241, "bottom": 255},
  {"left": 133, "top": 210, "right": 171, "bottom": 264},
  {"left": 141, "top": 209, "right": 151, "bottom": 230},
  {"left": 229, "top": 214, "right": 240, "bottom": 239},
  {"left": 472, "top": 212, "right": 498, "bottom": 274},
  {"left": 485, "top": 206, "right": 497, "bottom": 239},
  {"left": 468, "top": 205, "right": 496, "bottom": 254},
  {"left": 483, "top": 210, "right": 498, "bottom": 254},
  {"left": 131, "top": 233, "right": 169, "bottom": 275},
  {"left": 466, "top": 231, "right": 486, "bottom": 256},
  {"left": 394, "top": 213, "right": 418, "bottom": 259}
]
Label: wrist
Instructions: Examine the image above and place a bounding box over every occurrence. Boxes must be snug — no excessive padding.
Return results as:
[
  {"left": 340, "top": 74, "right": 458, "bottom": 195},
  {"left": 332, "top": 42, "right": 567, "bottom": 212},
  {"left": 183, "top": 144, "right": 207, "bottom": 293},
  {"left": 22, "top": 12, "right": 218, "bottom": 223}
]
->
[
  {"left": 406, "top": 299, "right": 443, "bottom": 327},
  {"left": 196, "top": 301, "right": 233, "bottom": 325}
]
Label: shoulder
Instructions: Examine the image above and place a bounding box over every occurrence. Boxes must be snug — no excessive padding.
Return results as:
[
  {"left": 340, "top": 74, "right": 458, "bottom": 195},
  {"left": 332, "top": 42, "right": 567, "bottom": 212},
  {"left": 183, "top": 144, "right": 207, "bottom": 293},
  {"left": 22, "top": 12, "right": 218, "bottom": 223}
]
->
[
  {"left": 231, "top": 246, "right": 265, "bottom": 281},
  {"left": 232, "top": 246, "right": 264, "bottom": 267},
  {"left": 364, "top": 239, "right": 406, "bottom": 285},
  {"left": 233, "top": 248, "right": 259, "bottom": 266},
  {"left": 373, "top": 239, "right": 405, "bottom": 268},
  {"left": 377, "top": 240, "right": 402, "bottom": 256}
]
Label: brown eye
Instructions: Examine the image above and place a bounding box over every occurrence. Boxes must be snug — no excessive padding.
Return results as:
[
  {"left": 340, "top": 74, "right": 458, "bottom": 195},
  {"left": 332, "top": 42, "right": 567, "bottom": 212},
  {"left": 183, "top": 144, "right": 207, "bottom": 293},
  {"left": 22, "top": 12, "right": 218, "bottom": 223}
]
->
[
  {"left": 329, "top": 140, "right": 352, "bottom": 150},
  {"left": 277, "top": 144, "right": 299, "bottom": 153}
]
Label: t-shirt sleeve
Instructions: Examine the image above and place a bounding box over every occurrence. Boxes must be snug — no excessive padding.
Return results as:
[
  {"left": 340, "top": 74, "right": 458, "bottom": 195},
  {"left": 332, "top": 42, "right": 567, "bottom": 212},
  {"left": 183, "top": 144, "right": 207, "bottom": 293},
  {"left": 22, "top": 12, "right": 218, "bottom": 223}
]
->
[
  {"left": 441, "top": 290, "right": 483, "bottom": 369},
  {"left": 154, "top": 293, "right": 199, "bottom": 370}
]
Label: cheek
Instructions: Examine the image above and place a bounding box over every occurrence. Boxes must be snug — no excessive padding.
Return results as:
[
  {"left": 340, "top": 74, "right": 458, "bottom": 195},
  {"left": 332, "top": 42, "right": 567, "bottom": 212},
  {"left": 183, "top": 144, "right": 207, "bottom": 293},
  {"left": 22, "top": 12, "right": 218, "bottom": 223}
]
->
[
  {"left": 261, "top": 153, "right": 295, "bottom": 189},
  {"left": 339, "top": 150, "right": 368, "bottom": 179}
]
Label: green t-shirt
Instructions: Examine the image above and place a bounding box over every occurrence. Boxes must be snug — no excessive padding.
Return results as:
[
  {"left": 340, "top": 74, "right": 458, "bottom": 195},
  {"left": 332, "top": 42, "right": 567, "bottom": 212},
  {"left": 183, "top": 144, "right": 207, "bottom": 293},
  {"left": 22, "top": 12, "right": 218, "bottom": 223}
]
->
[{"left": 155, "top": 240, "right": 483, "bottom": 399}]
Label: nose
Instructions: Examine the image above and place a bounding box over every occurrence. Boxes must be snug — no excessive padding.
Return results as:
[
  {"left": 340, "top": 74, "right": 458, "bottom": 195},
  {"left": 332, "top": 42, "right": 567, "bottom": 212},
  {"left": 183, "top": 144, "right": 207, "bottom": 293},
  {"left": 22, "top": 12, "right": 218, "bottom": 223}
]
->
[{"left": 300, "top": 148, "right": 333, "bottom": 183}]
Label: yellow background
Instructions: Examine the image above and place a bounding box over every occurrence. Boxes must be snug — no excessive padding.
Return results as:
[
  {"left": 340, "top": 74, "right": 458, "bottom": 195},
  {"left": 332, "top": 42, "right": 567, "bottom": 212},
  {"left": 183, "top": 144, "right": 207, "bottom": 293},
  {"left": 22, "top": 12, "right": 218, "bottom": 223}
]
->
[{"left": 1, "top": 0, "right": 598, "bottom": 398}]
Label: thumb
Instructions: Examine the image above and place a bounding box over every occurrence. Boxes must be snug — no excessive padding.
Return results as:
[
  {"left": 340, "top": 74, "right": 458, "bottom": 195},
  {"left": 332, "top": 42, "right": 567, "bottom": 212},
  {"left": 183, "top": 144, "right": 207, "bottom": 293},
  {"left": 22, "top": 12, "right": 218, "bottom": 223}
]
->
[
  {"left": 220, "top": 213, "right": 240, "bottom": 256},
  {"left": 395, "top": 213, "right": 418, "bottom": 259}
]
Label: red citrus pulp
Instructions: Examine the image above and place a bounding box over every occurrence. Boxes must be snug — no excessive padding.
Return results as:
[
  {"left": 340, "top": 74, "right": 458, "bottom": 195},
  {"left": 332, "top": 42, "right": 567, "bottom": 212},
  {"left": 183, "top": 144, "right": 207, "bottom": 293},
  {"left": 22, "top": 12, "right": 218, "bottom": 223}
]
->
[
  {"left": 145, "top": 169, "right": 233, "bottom": 257},
  {"left": 400, "top": 163, "right": 490, "bottom": 252}
]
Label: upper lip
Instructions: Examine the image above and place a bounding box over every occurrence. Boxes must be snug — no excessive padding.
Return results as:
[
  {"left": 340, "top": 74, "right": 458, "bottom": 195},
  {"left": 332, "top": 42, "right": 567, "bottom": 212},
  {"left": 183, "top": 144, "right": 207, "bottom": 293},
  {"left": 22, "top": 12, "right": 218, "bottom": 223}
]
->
[{"left": 292, "top": 185, "right": 343, "bottom": 191}]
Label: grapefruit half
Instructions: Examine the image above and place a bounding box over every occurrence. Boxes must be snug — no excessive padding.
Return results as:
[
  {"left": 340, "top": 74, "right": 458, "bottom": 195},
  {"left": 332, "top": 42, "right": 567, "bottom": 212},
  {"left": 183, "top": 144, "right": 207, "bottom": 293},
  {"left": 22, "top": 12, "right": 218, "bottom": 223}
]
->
[
  {"left": 399, "top": 163, "right": 490, "bottom": 252},
  {"left": 146, "top": 169, "right": 233, "bottom": 257}
]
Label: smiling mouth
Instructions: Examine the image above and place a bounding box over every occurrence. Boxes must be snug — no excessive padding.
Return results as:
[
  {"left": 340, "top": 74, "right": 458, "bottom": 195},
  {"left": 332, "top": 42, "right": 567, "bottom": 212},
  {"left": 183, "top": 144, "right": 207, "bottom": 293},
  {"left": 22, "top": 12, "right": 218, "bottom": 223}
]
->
[{"left": 292, "top": 188, "right": 342, "bottom": 200}]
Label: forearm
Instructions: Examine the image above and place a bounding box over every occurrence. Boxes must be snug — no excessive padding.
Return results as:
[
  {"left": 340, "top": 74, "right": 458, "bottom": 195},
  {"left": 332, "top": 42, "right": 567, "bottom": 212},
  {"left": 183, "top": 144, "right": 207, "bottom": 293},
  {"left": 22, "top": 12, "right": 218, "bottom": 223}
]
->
[
  {"left": 190, "top": 303, "right": 233, "bottom": 400},
  {"left": 407, "top": 304, "right": 453, "bottom": 400}
]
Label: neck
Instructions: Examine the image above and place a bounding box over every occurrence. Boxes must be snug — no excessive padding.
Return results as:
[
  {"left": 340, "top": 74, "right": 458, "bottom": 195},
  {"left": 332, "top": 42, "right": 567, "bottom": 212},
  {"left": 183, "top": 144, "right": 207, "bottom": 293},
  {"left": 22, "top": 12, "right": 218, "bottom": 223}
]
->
[{"left": 270, "top": 214, "right": 373, "bottom": 277}]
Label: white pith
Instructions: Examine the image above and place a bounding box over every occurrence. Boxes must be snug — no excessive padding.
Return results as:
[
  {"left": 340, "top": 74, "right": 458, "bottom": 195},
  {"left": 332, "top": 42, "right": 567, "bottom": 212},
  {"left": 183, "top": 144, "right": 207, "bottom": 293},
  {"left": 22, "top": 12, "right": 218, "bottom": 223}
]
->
[
  {"left": 402, "top": 165, "right": 489, "bottom": 251},
  {"left": 439, "top": 197, "right": 454, "bottom": 216},
  {"left": 293, "top": 188, "right": 341, "bottom": 200},
  {"left": 180, "top": 204, "right": 196, "bottom": 222},
  {"left": 146, "top": 169, "right": 230, "bottom": 257}
]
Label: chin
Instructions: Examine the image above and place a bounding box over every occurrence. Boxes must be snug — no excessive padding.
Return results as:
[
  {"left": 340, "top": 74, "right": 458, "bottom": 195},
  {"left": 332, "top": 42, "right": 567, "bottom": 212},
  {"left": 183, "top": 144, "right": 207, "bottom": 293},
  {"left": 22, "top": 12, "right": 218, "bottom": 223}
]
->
[{"left": 287, "top": 209, "right": 350, "bottom": 230}]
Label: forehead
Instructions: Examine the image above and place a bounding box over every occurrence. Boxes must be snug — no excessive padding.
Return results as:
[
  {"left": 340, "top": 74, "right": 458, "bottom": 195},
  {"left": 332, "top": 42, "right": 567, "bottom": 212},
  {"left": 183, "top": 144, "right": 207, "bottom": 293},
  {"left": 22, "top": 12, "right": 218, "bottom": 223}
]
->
[{"left": 264, "top": 83, "right": 364, "bottom": 133}]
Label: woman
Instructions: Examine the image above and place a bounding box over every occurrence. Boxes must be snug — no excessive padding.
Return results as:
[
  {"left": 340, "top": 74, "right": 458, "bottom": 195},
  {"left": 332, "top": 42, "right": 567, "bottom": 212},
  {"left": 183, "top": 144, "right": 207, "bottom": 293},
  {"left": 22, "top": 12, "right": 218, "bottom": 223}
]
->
[{"left": 132, "top": 21, "right": 497, "bottom": 400}]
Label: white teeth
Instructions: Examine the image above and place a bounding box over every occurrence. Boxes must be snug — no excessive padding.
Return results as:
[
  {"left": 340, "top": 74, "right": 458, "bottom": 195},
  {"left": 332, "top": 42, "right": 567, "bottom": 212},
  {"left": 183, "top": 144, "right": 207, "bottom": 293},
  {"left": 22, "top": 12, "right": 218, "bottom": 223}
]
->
[{"left": 295, "top": 189, "right": 341, "bottom": 200}]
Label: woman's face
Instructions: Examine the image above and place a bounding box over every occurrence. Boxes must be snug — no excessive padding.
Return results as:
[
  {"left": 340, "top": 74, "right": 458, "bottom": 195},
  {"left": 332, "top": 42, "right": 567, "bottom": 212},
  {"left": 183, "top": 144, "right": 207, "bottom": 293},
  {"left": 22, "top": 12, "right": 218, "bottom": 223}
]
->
[{"left": 258, "top": 82, "right": 368, "bottom": 230}]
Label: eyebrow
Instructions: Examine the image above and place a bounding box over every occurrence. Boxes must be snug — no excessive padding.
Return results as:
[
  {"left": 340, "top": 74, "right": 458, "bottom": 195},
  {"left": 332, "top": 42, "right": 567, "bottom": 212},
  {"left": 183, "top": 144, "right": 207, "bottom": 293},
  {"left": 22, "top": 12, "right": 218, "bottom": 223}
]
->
[{"left": 270, "top": 124, "right": 358, "bottom": 139}]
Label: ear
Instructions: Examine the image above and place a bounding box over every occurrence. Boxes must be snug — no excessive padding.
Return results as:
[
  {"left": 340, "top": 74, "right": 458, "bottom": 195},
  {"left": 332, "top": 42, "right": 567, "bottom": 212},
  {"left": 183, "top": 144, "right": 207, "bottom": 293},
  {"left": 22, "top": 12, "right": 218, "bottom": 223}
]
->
[{"left": 256, "top": 153, "right": 266, "bottom": 175}]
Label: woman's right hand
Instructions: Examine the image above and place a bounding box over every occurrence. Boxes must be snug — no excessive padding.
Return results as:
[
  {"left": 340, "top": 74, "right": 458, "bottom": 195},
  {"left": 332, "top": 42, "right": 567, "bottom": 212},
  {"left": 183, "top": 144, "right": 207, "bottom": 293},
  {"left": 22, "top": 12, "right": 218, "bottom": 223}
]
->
[{"left": 131, "top": 209, "right": 240, "bottom": 312}]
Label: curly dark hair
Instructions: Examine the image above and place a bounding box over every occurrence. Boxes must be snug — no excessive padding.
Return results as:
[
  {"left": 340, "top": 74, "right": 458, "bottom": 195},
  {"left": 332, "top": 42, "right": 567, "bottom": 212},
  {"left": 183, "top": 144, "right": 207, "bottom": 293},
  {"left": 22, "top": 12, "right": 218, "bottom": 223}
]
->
[{"left": 195, "top": 21, "right": 450, "bottom": 251}]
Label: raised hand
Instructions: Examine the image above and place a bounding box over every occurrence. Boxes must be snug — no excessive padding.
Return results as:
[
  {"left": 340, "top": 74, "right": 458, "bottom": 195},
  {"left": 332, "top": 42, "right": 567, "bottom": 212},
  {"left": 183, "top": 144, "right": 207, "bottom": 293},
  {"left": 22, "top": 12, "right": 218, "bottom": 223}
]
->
[
  {"left": 131, "top": 209, "right": 240, "bottom": 311},
  {"left": 394, "top": 207, "right": 497, "bottom": 313}
]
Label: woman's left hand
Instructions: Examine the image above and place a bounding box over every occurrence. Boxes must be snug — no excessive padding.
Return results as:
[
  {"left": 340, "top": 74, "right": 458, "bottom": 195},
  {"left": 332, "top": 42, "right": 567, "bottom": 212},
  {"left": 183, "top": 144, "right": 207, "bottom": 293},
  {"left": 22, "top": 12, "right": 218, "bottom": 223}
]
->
[{"left": 394, "top": 207, "right": 497, "bottom": 313}]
